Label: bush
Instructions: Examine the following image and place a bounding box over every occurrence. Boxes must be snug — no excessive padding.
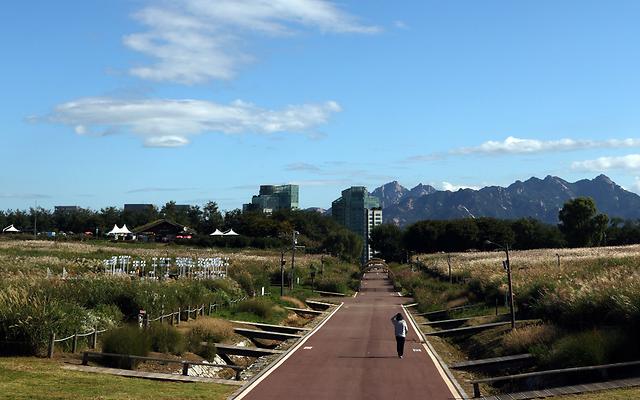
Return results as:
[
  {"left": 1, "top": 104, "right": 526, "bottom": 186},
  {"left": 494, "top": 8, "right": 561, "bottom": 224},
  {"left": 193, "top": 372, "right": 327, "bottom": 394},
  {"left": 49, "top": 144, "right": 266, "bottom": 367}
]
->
[
  {"left": 235, "top": 298, "right": 274, "bottom": 320},
  {"left": 101, "top": 325, "right": 151, "bottom": 369},
  {"left": 539, "top": 328, "right": 639, "bottom": 368},
  {"left": 315, "top": 277, "right": 347, "bottom": 294},
  {"left": 187, "top": 318, "right": 233, "bottom": 361},
  {"left": 0, "top": 285, "right": 91, "bottom": 356},
  {"left": 148, "top": 324, "right": 185, "bottom": 354},
  {"left": 280, "top": 296, "right": 306, "bottom": 309},
  {"left": 502, "top": 323, "right": 559, "bottom": 355}
]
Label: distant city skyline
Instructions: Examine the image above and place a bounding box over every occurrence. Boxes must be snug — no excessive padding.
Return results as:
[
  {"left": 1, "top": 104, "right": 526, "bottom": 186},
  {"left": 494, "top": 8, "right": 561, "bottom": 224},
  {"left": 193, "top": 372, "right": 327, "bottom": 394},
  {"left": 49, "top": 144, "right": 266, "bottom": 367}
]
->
[{"left": 4, "top": 1, "right": 640, "bottom": 212}]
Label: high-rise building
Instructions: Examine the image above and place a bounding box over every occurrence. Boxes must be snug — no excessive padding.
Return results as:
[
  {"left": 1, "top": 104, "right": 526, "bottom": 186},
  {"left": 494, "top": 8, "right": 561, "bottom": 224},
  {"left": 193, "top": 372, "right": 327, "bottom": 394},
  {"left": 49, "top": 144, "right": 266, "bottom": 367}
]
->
[
  {"left": 331, "top": 186, "right": 382, "bottom": 263},
  {"left": 243, "top": 184, "right": 299, "bottom": 214}
]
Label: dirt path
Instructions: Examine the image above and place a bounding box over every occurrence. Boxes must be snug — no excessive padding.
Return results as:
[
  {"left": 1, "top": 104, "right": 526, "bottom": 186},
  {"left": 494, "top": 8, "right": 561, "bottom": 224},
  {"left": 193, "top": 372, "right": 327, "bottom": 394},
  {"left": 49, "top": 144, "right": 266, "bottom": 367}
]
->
[{"left": 235, "top": 271, "right": 460, "bottom": 400}]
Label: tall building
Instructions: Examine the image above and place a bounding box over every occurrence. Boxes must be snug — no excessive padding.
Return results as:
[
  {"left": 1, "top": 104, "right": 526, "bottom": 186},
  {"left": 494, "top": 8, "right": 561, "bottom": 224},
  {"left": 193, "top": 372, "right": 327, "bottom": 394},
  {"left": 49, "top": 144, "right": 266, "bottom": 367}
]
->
[
  {"left": 243, "top": 184, "right": 299, "bottom": 214},
  {"left": 331, "top": 186, "right": 382, "bottom": 263}
]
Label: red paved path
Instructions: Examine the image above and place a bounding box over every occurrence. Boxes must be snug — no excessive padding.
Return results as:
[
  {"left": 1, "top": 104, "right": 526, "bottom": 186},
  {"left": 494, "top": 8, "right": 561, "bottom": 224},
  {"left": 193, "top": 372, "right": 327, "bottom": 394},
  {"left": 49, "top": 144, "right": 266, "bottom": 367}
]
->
[{"left": 237, "top": 272, "right": 459, "bottom": 400}]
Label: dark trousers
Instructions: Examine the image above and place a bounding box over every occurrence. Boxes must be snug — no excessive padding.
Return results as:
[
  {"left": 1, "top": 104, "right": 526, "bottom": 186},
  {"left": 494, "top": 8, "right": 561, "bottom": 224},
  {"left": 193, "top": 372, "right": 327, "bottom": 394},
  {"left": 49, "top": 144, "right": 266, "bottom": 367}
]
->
[{"left": 395, "top": 336, "right": 405, "bottom": 357}]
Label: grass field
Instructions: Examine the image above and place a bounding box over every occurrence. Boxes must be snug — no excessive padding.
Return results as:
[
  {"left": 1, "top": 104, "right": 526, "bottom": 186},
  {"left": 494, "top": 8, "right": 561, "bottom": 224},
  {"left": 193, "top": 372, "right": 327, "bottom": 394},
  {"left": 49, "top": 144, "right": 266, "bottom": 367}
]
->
[
  {"left": 0, "top": 239, "right": 326, "bottom": 276},
  {"left": 0, "top": 357, "right": 235, "bottom": 400}
]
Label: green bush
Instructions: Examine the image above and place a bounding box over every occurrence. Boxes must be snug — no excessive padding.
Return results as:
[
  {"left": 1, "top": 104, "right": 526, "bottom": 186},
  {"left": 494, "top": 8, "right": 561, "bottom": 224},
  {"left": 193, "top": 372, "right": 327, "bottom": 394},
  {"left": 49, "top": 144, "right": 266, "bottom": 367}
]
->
[
  {"left": 539, "top": 328, "right": 639, "bottom": 368},
  {"left": 187, "top": 318, "right": 233, "bottom": 361},
  {"left": 315, "top": 277, "right": 347, "bottom": 294},
  {"left": 235, "top": 298, "right": 274, "bottom": 319},
  {"left": 101, "top": 325, "right": 151, "bottom": 369},
  {"left": 148, "top": 324, "right": 185, "bottom": 354},
  {"left": 0, "top": 285, "right": 90, "bottom": 356}
]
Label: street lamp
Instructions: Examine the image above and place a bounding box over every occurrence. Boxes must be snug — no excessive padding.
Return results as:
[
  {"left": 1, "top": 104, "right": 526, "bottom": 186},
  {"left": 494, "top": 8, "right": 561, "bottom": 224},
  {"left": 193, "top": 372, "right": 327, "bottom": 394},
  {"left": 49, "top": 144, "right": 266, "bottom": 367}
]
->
[
  {"left": 484, "top": 240, "right": 516, "bottom": 330},
  {"left": 280, "top": 231, "right": 305, "bottom": 295}
]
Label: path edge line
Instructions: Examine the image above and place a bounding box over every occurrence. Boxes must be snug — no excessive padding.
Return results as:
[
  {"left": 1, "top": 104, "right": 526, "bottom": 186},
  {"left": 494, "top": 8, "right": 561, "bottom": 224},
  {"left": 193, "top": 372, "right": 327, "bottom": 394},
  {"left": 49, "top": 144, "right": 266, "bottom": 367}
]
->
[
  {"left": 229, "top": 302, "right": 344, "bottom": 400},
  {"left": 402, "top": 304, "right": 469, "bottom": 400}
]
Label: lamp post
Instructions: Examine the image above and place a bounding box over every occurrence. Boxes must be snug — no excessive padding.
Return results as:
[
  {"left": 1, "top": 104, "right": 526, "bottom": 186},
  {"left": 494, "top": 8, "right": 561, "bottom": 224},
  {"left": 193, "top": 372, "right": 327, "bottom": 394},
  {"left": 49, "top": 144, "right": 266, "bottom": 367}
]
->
[
  {"left": 485, "top": 240, "right": 516, "bottom": 330},
  {"left": 280, "top": 250, "right": 286, "bottom": 296},
  {"left": 280, "top": 231, "right": 304, "bottom": 294},
  {"left": 290, "top": 231, "right": 298, "bottom": 291}
]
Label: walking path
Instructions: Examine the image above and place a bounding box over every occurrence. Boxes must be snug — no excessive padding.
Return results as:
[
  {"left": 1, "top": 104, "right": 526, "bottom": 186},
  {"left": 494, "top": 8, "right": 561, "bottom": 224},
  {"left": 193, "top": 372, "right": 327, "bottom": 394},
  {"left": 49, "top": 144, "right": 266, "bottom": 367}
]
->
[{"left": 235, "top": 271, "right": 462, "bottom": 400}]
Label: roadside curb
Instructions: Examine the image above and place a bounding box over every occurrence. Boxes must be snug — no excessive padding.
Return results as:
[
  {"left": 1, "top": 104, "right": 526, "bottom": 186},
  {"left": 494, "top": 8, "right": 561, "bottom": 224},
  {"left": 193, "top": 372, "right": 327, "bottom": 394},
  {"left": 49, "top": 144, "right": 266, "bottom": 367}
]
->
[
  {"left": 402, "top": 304, "right": 469, "bottom": 400},
  {"left": 228, "top": 302, "right": 344, "bottom": 399}
]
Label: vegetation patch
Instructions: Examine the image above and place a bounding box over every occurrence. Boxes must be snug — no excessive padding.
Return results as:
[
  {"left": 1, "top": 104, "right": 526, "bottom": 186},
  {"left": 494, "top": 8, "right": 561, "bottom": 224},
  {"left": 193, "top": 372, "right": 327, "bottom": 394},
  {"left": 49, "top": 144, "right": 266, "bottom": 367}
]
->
[{"left": 100, "top": 325, "right": 151, "bottom": 368}]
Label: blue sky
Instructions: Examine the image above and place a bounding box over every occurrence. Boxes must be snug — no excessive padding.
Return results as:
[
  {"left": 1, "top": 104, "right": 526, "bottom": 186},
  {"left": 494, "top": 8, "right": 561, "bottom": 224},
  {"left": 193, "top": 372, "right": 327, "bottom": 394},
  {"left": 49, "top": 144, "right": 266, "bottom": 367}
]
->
[{"left": 4, "top": 0, "right": 640, "bottom": 212}]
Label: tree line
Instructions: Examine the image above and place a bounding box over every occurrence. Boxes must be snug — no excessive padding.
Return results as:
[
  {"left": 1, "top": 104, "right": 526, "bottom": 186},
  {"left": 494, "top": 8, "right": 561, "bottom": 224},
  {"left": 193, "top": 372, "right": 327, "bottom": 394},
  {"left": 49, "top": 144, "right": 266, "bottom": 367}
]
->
[
  {"left": 0, "top": 203, "right": 362, "bottom": 262},
  {"left": 371, "top": 197, "right": 636, "bottom": 262}
]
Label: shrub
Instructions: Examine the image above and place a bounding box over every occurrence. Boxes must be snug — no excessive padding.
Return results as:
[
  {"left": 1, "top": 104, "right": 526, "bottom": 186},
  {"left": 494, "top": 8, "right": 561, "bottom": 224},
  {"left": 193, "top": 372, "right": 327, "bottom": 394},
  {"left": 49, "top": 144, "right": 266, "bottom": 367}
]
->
[
  {"left": 280, "top": 296, "right": 306, "bottom": 309},
  {"left": 0, "top": 285, "right": 90, "bottom": 356},
  {"left": 149, "top": 324, "right": 185, "bottom": 354},
  {"left": 101, "top": 325, "right": 151, "bottom": 369},
  {"left": 502, "top": 323, "right": 559, "bottom": 355},
  {"left": 236, "top": 298, "right": 274, "bottom": 319},
  {"left": 187, "top": 318, "right": 233, "bottom": 360},
  {"left": 315, "top": 277, "right": 347, "bottom": 294},
  {"left": 539, "top": 328, "right": 639, "bottom": 368},
  {"left": 233, "top": 271, "right": 255, "bottom": 296}
]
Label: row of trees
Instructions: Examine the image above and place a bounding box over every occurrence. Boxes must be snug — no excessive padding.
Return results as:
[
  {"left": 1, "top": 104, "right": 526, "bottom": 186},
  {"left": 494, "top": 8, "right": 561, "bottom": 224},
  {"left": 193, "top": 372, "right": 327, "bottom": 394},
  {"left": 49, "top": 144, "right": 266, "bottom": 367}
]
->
[
  {"left": 0, "top": 201, "right": 224, "bottom": 235},
  {"left": 371, "top": 197, "right": 631, "bottom": 262},
  {"left": 0, "top": 204, "right": 362, "bottom": 262}
]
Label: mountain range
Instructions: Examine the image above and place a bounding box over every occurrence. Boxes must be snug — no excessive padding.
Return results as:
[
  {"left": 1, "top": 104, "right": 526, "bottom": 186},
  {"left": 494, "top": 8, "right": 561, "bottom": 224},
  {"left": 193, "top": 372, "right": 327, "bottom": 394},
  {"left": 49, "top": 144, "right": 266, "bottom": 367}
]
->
[{"left": 370, "top": 175, "right": 640, "bottom": 226}]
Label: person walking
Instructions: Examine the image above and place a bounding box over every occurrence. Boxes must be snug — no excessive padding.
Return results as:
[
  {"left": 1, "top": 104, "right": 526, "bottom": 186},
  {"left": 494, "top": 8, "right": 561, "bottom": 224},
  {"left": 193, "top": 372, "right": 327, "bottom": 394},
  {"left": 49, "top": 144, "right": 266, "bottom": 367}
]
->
[{"left": 391, "top": 312, "right": 408, "bottom": 358}]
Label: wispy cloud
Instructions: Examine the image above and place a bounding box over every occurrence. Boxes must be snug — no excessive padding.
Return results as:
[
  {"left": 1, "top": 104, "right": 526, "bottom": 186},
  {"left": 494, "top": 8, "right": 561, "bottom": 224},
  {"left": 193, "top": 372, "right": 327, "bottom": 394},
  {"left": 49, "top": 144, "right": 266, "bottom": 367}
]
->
[
  {"left": 284, "top": 161, "right": 394, "bottom": 182},
  {"left": 454, "top": 137, "right": 640, "bottom": 155},
  {"left": 441, "top": 182, "right": 481, "bottom": 191},
  {"left": 285, "top": 162, "right": 321, "bottom": 172},
  {"left": 126, "top": 187, "right": 197, "bottom": 193},
  {"left": 393, "top": 20, "right": 408, "bottom": 29},
  {"left": 124, "top": 0, "right": 380, "bottom": 84},
  {"left": 571, "top": 154, "right": 640, "bottom": 172},
  {"left": 0, "top": 193, "right": 51, "bottom": 199},
  {"left": 406, "top": 137, "right": 640, "bottom": 161},
  {"left": 39, "top": 97, "right": 341, "bottom": 147}
]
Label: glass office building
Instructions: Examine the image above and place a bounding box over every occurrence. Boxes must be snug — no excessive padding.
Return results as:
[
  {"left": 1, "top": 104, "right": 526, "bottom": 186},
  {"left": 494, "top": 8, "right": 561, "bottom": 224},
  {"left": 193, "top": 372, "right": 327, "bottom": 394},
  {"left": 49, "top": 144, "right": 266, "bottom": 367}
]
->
[
  {"left": 243, "top": 184, "right": 299, "bottom": 214},
  {"left": 331, "top": 186, "right": 382, "bottom": 263}
]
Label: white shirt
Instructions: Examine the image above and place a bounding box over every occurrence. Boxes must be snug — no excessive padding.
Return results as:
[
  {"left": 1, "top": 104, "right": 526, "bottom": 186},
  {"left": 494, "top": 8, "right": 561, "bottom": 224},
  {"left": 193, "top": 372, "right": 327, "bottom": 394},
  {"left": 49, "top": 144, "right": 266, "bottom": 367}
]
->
[{"left": 391, "top": 317, "right": 408, "bottom": 337}]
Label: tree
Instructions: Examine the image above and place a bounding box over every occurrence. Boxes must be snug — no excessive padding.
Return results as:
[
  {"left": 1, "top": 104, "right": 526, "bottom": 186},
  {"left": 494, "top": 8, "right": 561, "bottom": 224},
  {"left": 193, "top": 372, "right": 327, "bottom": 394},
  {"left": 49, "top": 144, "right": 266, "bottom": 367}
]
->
[
  {"left": 476, "top": 217, "right": 515, "bottom": 248},
  {"left": 511, "top": 217, "right": 564, "bottom": 249},
  {"left": 440, "top": 219, "right": 479, "bottom": 251},
  {"left": 558, "top": 197, "right": 609, "bottom": 247},
  {"left": 200, "top": 201, "right": 223, "bottom": 234},
  {"left": 370, "top": 224, "right": 404, "bottom": 262},
  {"left": 404, "top": 220, "right": 445, "bottom": 254}
]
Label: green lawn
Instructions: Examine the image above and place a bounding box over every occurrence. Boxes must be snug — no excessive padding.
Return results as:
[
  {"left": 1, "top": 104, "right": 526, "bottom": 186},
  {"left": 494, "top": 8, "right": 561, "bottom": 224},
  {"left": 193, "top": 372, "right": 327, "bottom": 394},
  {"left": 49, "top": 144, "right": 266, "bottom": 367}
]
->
[
  {"left": 558, "top": 387, "right": 640, "bottom": 399},
  {"left": 0, "top": 357, "right": 237, "bottom": 400}
]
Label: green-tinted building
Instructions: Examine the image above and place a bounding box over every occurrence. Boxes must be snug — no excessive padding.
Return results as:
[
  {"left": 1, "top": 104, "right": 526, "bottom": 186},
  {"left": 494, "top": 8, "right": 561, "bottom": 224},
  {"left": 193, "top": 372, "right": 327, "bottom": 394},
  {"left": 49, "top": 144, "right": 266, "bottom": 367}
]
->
[
  {"left": 331, "top": 186, "right": 382, "bottom": 262},
  {"left": 243, "top": 184, "right": 299, "bottom": 214}
]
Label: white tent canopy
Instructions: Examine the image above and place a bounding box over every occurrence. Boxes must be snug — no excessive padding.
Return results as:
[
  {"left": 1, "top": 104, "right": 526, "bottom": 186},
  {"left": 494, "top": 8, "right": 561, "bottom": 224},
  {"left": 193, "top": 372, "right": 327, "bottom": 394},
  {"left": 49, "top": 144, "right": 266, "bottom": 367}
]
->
[
  {"left": 210, "top": 229, "right": 224, "bottom": 236},
  {"left": 107, "top": 224, "right": 132, "bottom": 235},
  {"left": 223, "top": 229, "right": 239, "bottom": 236},
  {"left": 2, "top": 224, "right": 20, "bottom": 233}
]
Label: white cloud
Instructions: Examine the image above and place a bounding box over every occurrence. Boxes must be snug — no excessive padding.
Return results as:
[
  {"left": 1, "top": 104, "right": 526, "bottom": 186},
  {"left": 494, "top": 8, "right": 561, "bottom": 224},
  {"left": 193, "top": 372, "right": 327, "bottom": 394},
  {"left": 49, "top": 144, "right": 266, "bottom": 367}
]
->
[
  {"left": 571, "top": 154, "right": 640, "bottom": 172},
  {"left": 124, "top": 0, "right": 379, "bottom": 84},
  {"left": 41, "top": 97, "right": 341, "bottom": 147},
  {"left": 454, "top": 136, "right": 640, "bottom": 155},
  {"left": 393, "top": 20, "right": 408, "bottom": 29},
  {"left": 441, "top": 182, "right": 481, "bottom": 191},
  {"left": 285, "top": 162, "right": 321, "bottom": 172}
]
